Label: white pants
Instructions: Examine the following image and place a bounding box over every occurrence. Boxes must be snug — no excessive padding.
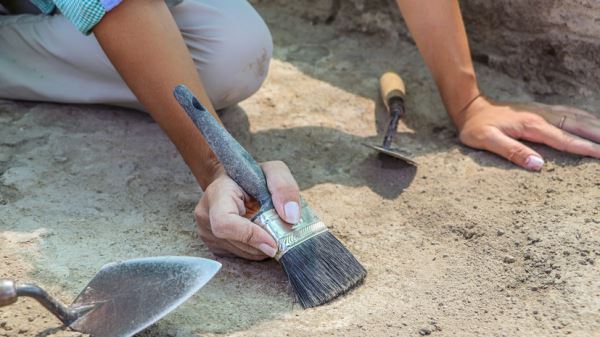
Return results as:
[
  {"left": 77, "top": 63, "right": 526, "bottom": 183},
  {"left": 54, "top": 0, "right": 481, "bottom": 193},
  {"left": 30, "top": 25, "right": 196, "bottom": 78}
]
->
[{"left": 0, "top": 0, "right": 273, "bottom": 111}]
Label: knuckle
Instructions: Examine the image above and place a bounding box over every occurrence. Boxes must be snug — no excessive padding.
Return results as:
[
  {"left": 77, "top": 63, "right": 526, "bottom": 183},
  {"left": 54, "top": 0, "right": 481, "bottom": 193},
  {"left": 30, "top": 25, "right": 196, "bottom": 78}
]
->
[
  {"left": 506, "top": 146, "right": 528, "bottom": 162},
  {"left": 559, "top": 134, "right": 575, "bottom": 151},
  {"left": 194, "top": 205, "right": 209, "bottom": 223},
  {"left": 272, "top": 183, "right": 299, "bottom": 195},
  {"left": 463, "top": 127, "right": 494, "bottom": 145},
  {"left": 211, "top": 220, "right": 231, "bottom": 239},
  {"left": 479, "top": 127, "right": 497, "bottom": 141},
  {"left": 241, "top": 226, "right": 258, "bottom": 244},
  {"left": 521, "top": 115, "right": 545, "bottom": 131}
]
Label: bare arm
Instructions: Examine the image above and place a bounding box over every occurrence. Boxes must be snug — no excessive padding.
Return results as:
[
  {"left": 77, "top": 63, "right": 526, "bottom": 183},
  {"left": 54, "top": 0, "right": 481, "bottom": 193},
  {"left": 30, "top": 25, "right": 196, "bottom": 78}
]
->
[
  {"left": 396, "top": 0, "right": 600, "bottom": 170},
  {"left": 91, "top": 0, "right": 300, "bottom": 259},
  {"left": 395, "top": 0, "right": 478, "bottom": 124},
  {"left": 93, "top": 0, "right": 221, "bottom": 189}
]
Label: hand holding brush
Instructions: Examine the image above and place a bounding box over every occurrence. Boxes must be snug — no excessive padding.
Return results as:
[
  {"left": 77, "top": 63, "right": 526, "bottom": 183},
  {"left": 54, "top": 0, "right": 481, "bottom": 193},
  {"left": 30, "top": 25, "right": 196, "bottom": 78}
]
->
[{"left": 174, "top": 85, "right": 367, "bottom": 308}]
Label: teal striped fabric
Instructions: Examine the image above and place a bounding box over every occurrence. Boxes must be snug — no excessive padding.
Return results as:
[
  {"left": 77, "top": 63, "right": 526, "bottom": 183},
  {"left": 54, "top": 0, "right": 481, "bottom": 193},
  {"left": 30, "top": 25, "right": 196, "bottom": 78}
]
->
[{"left": 31, "top": 0, "right": 108, "bottom": 35}]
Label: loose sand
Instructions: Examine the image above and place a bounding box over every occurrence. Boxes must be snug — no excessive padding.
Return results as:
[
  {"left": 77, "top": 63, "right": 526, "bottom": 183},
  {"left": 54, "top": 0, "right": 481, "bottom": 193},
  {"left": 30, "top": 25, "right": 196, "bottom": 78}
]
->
[{"left": 1, "top": 4, "right": 599, "bottom": 337}]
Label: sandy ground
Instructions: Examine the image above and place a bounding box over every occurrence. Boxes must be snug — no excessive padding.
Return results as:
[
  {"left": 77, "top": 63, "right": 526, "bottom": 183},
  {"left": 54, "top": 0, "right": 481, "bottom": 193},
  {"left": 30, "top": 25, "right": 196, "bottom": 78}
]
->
[{"left": 1, "top": 5, "right": 600, "bottom": 337}]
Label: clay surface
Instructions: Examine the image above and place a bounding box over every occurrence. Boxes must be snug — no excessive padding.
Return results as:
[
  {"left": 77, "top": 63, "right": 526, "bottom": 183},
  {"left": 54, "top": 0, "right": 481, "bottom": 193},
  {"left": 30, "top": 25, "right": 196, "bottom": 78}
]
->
[{"left": 1, "top": 3, "right": 600, "bottom": 337}]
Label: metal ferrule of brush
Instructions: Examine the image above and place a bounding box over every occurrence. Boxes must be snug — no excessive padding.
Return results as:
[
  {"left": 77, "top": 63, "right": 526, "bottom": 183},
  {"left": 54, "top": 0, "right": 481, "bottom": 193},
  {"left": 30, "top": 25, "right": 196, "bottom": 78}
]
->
[{"left": 253, "top": 202, "right": 328, "bottom": 260}]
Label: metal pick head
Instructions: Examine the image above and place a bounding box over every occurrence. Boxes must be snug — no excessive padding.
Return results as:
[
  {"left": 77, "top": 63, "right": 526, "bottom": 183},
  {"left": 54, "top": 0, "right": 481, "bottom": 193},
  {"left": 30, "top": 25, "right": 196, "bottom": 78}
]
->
[
  {"left": 69, "top": 256, "right": 221, "bottom": 337},
  {"left": 362, "top": 143, "right": 417, "bottom": 166}
]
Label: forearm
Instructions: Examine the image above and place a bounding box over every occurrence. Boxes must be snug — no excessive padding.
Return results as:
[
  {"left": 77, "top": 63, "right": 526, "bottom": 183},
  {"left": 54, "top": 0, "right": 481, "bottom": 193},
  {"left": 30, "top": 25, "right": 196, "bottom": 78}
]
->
[
  {"left": 395, "top": 0, "right": 479, "bottom": 127},
  {"left": 93, "top": 0, "right": 222, "bottom": 189}
]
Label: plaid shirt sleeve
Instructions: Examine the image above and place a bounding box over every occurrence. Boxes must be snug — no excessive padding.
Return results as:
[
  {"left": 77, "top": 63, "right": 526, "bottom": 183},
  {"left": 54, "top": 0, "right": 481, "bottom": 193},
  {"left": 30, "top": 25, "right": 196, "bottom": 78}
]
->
[
  {"left": 29, "top": 0, "right": 182, "bottom": 35},
  {"left": 29, "top": 0, "right": 119, "bottom": 35},
  {"left": 54, "top": 0, "right": 109, "bottom": 34}
]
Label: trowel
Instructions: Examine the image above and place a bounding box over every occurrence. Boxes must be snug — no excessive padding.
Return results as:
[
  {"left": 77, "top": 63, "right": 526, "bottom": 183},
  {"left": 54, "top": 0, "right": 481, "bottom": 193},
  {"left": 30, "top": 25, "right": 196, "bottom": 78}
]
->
[
  {"left": 0, "top": 256, "right": 221, "bottom": 337},
  {"left": 363, "top": 71, "right": 417, "bottom": 166}
]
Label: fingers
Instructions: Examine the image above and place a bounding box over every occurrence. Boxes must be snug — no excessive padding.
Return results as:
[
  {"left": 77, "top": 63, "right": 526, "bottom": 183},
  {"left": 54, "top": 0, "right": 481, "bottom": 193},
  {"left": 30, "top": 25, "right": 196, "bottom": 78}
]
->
[
  {"left": 209, "top": 201, "right": 278, "bottom": 258},
  {"left": 522, "top": 122, "right": 600, "bottom": 159},
  {"left": 522, "top": 104, "right": 600, "bottom": 142},
  {"left": 557, "top": 115, "right": 600, "bottom": 144},
  {"left": 194, "top": 178, "right": 278, "bottom": 259},
  {"left": 207, "top": 239, "right": 269, "bottom": 261},
  {"left": 261, "top": 161, "right": 301, "bottom": 224},
  {"left": 480, "top": 128, "right": 545, "bottom": 171},
  {"left": 548, "top": 105, "right": 599, "bottom": 120}
]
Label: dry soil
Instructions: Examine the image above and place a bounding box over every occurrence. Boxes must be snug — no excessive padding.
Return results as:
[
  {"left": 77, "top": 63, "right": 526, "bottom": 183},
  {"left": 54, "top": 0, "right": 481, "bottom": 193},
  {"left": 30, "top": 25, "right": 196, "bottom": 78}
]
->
[{"left": 1, "top": 4, "right": 599, "bottom": 337}]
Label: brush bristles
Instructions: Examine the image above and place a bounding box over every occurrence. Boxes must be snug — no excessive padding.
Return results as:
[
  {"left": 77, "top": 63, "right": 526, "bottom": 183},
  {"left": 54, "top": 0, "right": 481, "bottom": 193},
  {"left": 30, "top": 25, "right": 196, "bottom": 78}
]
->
[{"left": 278, "top": 231, "right": 366, "bottom": 308}]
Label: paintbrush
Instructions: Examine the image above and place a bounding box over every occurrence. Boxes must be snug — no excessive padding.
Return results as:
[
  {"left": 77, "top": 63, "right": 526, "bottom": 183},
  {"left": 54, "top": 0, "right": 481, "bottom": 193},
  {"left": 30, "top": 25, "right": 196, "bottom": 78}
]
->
[{"left": 173, "top": 85, "right": 366, "bottom": 308}]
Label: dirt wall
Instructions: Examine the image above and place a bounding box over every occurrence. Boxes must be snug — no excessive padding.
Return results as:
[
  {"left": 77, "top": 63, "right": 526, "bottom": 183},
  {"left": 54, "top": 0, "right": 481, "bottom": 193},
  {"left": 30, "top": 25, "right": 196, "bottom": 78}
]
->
[{"left": 259, "top": 0, "right": 600, "bottom": 96}]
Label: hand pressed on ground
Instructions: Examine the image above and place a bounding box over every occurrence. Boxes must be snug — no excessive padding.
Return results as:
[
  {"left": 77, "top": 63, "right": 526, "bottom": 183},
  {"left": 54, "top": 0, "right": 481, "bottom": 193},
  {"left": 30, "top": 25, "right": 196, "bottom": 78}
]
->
[
  {"left": 458, "top": 96, "right": 600, "bottom": 171},
  {"left": 194, "top": 161, "right": 301, "bottom": 260}
]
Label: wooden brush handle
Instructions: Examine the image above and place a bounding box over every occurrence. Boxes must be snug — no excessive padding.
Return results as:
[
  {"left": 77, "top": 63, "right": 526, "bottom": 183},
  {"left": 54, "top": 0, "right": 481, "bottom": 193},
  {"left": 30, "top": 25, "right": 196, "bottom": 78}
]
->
[{"left": 379, "top": 71, "right": 406, "bottom": 111}]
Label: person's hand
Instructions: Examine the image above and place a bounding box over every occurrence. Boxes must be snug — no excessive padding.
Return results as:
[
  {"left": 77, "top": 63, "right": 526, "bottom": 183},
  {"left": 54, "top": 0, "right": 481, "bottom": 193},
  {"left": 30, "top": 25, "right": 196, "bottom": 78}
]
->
[
  {"left": 456, "top": 96, "right": 600, "bottom": 171},
  {"left": 194, "top": 161, "right": 301, "bottom": 260}
]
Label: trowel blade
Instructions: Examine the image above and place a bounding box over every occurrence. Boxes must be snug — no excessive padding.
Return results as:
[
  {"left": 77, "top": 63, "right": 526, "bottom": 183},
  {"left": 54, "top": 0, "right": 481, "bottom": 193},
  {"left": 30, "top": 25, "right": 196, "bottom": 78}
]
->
[
  {"left": 69, "top": 256, "right": 221, "bottom": 337},
  {"left": 362, "top": 143, "right": 417, "bottom": 166}
]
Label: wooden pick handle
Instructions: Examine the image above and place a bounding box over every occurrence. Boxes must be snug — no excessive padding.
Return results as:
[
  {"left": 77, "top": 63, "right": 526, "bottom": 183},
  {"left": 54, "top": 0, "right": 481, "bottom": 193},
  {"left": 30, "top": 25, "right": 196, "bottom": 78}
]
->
[{"left": 379, "top": 71, "right": 406, "bottom": 110}]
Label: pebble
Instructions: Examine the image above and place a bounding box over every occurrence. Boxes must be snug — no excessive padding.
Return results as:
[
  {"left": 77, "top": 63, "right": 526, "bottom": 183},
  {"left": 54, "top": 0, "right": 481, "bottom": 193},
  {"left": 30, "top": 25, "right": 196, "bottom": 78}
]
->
[
  {"left": 419, "top": 328, "right": 432, "bottom": 335},
  {"left": 527, "top": 234, "right": 541, "bottom": 244},
  {"left": 503, "top": 255, "right": 516, "bottom": 264},
  {"left": 53, "top": 155, "right": 69, "bottom": 163}
]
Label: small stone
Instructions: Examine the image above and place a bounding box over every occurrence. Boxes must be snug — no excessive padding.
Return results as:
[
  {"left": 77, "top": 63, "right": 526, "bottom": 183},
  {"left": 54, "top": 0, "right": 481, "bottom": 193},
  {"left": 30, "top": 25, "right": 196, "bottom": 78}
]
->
[
  {"left": 497, "top": 229, "right": 505, "bottom": 236},
  {"left": 503, "top": 255, "right": 516, "bottom": 264},
  {"left": 53, "top": 155, "right": 68, "bottom": 163},
  {"left": 527, "top": 234, "right": 541, "bottom": 244},
  {"left": 463, "top": 231, "right": 475, "bottom": 239},
  {"left": 419, "top": 328, "right": 432, "bottom": 335}
]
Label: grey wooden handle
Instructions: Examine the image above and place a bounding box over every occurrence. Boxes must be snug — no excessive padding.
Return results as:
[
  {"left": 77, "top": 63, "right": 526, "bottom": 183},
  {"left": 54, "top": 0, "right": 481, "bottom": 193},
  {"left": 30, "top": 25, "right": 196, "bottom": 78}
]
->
[{"left": 173, "top": 85, "right": 274, "bottom": 210}]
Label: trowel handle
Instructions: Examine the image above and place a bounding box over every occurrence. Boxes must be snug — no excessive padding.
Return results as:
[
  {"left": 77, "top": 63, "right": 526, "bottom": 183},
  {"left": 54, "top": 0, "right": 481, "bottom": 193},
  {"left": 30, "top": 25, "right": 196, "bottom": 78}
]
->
[
  {"left": 380, "top": 71, "right": 406, "bottom": 112},
  {"left": 380, "top": 72, "right": 406, "bottom": 148},
  {"left": 173, "top": 85, "right": 274, "bottom": 210},
  {"left": 0, "top": 280, "right": 83, "bottom": 325},
  {"left": 0, "top": 280, "right": 18, "bottom": 307}
]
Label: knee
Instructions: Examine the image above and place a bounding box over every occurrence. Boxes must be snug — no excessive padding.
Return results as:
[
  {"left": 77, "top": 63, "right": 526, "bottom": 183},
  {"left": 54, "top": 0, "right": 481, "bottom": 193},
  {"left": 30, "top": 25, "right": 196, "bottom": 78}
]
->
[{"left": 176, "top": 0, "right": 273, "bottom": 109}]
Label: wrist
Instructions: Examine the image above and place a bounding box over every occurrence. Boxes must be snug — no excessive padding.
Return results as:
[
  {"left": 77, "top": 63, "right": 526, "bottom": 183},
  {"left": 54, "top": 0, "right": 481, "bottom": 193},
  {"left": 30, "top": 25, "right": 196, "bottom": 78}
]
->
[
  {"left": 436, "top": 70, "right": 480, "bottom": 127},
  {"left": 196, "top": 156, "right": 225, "bottom": 190},
  {"left": 454, "top": 94, "right": 492, "bottom": 131}
]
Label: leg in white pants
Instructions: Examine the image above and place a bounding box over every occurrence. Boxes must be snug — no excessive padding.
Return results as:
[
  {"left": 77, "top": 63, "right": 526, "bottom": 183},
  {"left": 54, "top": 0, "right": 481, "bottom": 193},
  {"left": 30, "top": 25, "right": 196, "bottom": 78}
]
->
[{"left": 0, "top": 0, "right": 273, "bottom": 111}]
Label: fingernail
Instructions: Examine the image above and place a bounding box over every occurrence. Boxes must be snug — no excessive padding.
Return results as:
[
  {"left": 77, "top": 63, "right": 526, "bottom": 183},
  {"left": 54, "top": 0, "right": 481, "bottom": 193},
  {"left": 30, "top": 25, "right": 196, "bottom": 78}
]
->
[
  {"left": 258, "top": 243, "right": 277, "bottom": 258},
  {"left": 525, "top": 155, "right": 544, "bottom": 171},
  {"left": 284, "top": 201, "right": 300, "bottom": 224}
]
